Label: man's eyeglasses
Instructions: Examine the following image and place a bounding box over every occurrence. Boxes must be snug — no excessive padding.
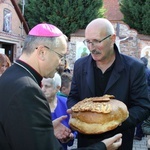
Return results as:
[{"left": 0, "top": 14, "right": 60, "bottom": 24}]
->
[
  {"left": 44, "top": 46, "right": 64, "bottom": 59},
  {"left": 83, "top": 35, "right": 111, "bottom": 47}
]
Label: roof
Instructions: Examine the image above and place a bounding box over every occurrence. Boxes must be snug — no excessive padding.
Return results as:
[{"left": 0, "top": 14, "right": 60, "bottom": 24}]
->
[{"left": 70, "top": 29, "right": 85, "bottom": 37}]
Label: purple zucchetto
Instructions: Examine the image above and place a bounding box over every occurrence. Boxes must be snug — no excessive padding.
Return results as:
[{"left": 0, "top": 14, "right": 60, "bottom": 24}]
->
[{"left": 29, "top": 23, "right": 63, "bottom": 37}]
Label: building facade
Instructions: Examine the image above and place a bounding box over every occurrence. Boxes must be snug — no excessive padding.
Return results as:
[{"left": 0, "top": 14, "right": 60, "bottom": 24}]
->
[{"left": 0, "top": 0, "right": 29, "bottom": 62}]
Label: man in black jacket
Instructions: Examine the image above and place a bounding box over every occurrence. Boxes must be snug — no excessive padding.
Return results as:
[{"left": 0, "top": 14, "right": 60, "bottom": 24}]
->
[{"left": 67, "top": 18, "right": 150, "bottom": 150}]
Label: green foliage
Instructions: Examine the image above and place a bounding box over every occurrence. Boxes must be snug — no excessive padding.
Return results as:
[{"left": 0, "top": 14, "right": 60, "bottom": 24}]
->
[
  {"left": 24, "top": 0, "right": 105, "bottom": 38},
  {"left": 24, "top": 0, "right": 50, "bottom": 28},
  {"left": 120, "top": 0, "right": 150, "bottom": 35},
  {"left": 142, "top": 0, "right": 150, "bottom": 34}
]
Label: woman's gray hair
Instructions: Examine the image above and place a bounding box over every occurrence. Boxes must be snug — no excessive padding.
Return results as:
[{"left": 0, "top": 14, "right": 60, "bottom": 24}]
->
[
  {"left": 43, "top": 72, "right": 61, "bottom": 89},
  {"left": 53, "top": 72, "right": 61, "bottom": 88}
]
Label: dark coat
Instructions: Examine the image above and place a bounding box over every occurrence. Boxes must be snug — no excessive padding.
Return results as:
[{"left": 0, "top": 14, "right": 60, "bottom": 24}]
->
[
  {"left": 0, "top": 63, "right": 106, "bottom": 150},
  {"left": 67, "top": 46, "right": 150, "bottom": 150},
  {"left": 0, "top": 64, "right": 63, "bottom": 150}
]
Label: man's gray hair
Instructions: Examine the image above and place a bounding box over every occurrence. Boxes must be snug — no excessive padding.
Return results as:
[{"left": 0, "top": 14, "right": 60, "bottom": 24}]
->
[{"left": 22, "top": 35, "right": 63, "bottom": 54}]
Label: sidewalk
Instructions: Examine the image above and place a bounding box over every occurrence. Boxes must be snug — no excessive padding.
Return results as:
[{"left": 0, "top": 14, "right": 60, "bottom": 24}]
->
[
  {"left": 68, "top": 136, "right": 148, "bottom": 150},
  {"left": 133, "top": 136, "right": 147, "bottom": 150}
]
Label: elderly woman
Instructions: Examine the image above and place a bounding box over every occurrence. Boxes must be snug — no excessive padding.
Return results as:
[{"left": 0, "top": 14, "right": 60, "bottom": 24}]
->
[{"left": 0, "top": 53, "right": 11, "bottom": 76}]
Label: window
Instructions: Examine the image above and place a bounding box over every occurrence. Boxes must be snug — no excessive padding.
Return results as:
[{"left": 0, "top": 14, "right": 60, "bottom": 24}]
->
[{"left": 3, "top": 9, "right": 12, "bottom": 32}]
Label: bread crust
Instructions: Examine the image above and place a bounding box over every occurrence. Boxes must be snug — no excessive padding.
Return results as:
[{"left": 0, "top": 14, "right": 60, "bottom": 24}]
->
[{"left": 69, "top": 95, "right": 129, "bottom": 134}]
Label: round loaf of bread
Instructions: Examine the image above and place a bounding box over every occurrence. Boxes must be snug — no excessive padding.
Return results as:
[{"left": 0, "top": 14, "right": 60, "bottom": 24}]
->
[{"left": 69, "top": 95, "right": 129, "bottom": 134}]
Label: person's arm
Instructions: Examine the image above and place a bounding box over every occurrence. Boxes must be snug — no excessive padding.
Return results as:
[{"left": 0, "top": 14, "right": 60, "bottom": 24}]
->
[
  {"left": 73, "top": 133, "right": 122, "bottom": 150},
  {"left": 53, "top": 115, "right": 72, "bottom": 141},
  {"left": 114, "top": 63, "right": 150, "bottom": 133},
  {"left": 101, "top": 133, "right": 122, "bottom": 150}
]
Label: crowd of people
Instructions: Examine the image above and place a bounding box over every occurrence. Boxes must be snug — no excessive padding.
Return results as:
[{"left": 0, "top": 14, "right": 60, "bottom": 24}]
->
[{"left": 0, "top": 18, "right": 150, "bottom": 150}]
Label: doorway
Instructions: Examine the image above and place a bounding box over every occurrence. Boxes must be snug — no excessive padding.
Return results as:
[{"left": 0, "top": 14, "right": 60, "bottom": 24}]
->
[{"left": 2, "top": 43, "right": 14, "bottom": 63}]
